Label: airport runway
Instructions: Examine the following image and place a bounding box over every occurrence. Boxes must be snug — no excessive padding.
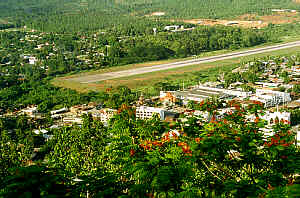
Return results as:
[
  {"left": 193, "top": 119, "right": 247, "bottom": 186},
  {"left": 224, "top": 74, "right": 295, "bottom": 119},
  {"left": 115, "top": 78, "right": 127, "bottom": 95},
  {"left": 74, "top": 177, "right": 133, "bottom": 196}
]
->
[{"left": 69, "top": 40, "right": 300, "bottom": 84}]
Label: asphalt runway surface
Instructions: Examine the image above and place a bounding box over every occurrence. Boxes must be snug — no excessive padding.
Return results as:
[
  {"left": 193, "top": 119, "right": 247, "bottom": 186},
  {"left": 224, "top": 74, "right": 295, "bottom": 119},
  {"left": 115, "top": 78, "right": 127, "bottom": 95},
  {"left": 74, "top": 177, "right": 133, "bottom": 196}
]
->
[{"left": 68, "top": 40, "right": 300, "bottom": 84}]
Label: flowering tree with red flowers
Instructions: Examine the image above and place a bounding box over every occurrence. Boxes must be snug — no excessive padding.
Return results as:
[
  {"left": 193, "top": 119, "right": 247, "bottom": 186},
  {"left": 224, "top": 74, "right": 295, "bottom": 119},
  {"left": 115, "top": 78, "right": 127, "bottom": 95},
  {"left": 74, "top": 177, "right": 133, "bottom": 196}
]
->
[
  {"left": 2, "top": 101, "right": 300, "bottom": 197},
  {"left": 104, "top": 104, "right": 300, "bottom": 197},
  {"left": 196, "top": 98, "right": 224, "bottom": 114}
]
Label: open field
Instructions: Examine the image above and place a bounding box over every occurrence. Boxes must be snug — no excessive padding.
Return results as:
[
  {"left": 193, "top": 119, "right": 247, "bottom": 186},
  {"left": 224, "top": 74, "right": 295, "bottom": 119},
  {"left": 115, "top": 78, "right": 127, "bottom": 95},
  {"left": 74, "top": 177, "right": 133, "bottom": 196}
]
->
[
  {"left": 177, "top": 12, "right": 300, "bottom": 29},
  {"left": 0, "top": 18, "right": 8, "bottom": 24},
  {"left": 56, "top": 33, "right": 300, "bottom": 79},
  {"left": 66, "top": 41, "right": 300, "bottom": 84},
  {"left": 53, "top": 45, "right": 300, "bottom": 93},
  {"left": 181, "top": 19, "right": 268, "bottom": 29}
]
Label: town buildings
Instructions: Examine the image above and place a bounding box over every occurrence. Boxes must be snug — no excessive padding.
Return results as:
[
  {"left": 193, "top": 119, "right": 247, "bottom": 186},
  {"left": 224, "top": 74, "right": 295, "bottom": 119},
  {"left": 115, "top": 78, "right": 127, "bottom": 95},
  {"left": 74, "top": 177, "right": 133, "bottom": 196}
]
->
[{"left": 136, "top": 106, "right": 167, "bottom": 120}]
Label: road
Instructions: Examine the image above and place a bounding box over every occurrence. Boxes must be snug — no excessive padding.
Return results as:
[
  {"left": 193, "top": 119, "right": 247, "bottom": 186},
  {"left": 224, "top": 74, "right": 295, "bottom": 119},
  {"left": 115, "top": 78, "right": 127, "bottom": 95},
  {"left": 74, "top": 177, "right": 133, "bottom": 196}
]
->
[{"left": 69, "top": 40, "right": 300, "bottom": 84}]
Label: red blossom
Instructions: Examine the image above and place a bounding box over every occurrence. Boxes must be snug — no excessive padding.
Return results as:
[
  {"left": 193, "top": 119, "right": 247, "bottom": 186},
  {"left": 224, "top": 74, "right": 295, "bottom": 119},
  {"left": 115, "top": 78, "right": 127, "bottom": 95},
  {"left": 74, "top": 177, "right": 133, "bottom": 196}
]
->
[
  {"left": 288, "top": 178, "right": 294, "bottom": 186},
  {"left": 280, "top": 155, "right": 288, "bottom": 159},
  {"left": 234, "top": 104, "right": 241, "bottom": 110},
  {"left": 153, "top": 141, "right": 163, "bottom": 147},
  {"left": 130, "top": 149, "right": 135, "bottom": 157},
  {"left": 253, "top": 100, "right": 263, "bottom": 106},
  {"left": 181, "top": 146, "right": 192, "bottom": 156},
  {"left": 271, "top": 137, "right": 278, "bottom": 145},
  {"left": 177, "top": 142, "right": 192, "bottom": 156},
  {"left": 268, "top": 184, "right": 275, "bottom": 190},
  {"left": 146, "top": 193, "right": 154, "bottom": 198},
  {"left": 178, "top": 142, "right": 187, "bottom": 147},
  {"left": 161, "top": 137, "right": 170, "bottom": 142},
  {"left": 195, "top": 137, "right": 203, "bottom": 143},
  {"left": 267, "top": 143, "right": 273, "bottom": 147}
]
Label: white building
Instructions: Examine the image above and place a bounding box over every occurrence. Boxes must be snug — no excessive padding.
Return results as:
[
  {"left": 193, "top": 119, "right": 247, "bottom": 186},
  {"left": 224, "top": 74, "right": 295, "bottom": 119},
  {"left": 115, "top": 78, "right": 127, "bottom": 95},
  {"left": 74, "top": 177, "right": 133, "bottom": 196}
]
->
[
  {"left": 164, "top": 25, "right": 180, "bottom": 31},
  {"left": 294, "top": 125, "right": 300, "bottom": 146},
  {"left": 136, "top": 106, "right": 166, "bottom": 120},
  {"left": 20, "top": 106, "right": 38, "bottom": 117},
  {"left": 246, "top": 111, "right": 291, "bottom": 139},
  {"left": 253, "top": 89, "right": 291, "bottom": 107},
  {"left": 223, "top": 90, "right": 252, "bottom": 98},
  {"left": 262, "top": 111, "right": 291, "bottom": 125},
  {"left": 63, "top": 117, "right": 83, "bottom": 125},
  {"left": 92, "top": 108, "right": 117, "bottom": 123},
  {"left": 50, "top": 107, "right": 68, "bottom": 115},
  {"left": 29, "top": 56, "right": 38, "bottom": 65},
  {"left": 255, "top": 82, "right": 280, "bottom": 88},
  {"left": 193, "top": 110, "right": 210, "bottom": 121},
  {"left": 33, "top": 129, "right": 48, "bottom": 135}
]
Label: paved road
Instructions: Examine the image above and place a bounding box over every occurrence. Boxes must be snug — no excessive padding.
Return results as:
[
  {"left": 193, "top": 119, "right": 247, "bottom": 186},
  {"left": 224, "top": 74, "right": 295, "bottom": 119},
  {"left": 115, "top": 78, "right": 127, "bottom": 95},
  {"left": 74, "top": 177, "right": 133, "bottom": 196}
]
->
[{"left": 69, "top": 40, "right": 300, "bottom": 84}]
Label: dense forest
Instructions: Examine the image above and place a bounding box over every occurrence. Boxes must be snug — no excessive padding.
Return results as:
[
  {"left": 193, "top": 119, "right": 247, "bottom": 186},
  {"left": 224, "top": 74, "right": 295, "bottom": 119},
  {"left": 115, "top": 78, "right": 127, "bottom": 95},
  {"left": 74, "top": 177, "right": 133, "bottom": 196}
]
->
[{"left": 1, "top": 0, "right": 300, "bottom": 32}]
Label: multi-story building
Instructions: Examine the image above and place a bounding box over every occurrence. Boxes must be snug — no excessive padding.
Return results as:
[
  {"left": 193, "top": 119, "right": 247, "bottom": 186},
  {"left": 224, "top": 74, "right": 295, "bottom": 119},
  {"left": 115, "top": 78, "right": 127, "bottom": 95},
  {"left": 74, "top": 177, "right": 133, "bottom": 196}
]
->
[
  {"left": 136, "top": 106, "right": 166, "bottom": 120},
  {"left": 160, "top": 86, "right": 252, "bottom": 105},
  {"left": 262, "top": 111, "right": 291, "bottom": 125},
  {"left": 63, "top": 117, "right": 83, "bottom": 125},
  {"left": 160, "top": 91, "right": 177, "bottom": 105},
  {"left": 91, "top": 108, "right": 117, "bottom": 123},
  {"left": 223, "top": 89, "right": 252, "bottom": 98},
  {"left": 20, "top": 105, "right": 38, "bottom": 117},
  {"left": 252, "top": 89, "right": 291, "bottom": 107}
]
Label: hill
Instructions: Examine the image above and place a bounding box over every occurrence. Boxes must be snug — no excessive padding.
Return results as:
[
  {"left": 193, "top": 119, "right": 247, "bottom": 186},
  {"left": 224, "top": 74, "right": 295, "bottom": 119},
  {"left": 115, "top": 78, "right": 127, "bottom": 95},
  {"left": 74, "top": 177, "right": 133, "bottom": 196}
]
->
[{"left": 1, "top": 0, "right": 300, "bottom": 32}]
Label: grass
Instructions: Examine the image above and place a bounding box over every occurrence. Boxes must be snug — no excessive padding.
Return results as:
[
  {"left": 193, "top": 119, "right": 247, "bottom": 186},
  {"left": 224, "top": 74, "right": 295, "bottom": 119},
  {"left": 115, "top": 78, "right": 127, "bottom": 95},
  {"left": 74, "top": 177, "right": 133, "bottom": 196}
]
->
[
  {"left": 57, "top": 34, "right": 300, "bottom": 80},
  {"left": 52, "top": 45, "right": 300, "bottom": 93}
]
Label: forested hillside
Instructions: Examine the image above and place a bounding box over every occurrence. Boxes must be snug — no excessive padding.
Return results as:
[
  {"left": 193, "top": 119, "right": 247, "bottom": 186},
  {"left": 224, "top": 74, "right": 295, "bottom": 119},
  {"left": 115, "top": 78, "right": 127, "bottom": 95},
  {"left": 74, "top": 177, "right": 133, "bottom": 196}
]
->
[{"left": 1, "top": 0, "right": 300, "bottom": 32}]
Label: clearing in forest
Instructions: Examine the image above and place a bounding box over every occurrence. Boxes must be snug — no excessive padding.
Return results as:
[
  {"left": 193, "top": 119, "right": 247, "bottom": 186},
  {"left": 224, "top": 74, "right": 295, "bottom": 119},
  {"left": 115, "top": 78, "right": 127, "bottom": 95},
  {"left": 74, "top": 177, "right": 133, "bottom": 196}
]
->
[
  {"left": 0, "top": 18, "right": 8, "bottom": 24},
  {"left": 146, "top": 12, "right": 166, "bottom": 16},
  {"left": 180, "top": 19, "right": 268, "bottom": 29},
  {"left": 176, "top": 11, "right": 300, "bottom": 29}
]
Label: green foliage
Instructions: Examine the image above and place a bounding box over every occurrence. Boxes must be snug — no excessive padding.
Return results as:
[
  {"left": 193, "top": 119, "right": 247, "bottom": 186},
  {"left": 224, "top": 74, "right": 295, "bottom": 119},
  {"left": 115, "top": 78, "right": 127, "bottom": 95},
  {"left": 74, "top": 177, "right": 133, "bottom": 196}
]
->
[
  {"left": 0, "top": 166, "right": 73, "bottom": 198},
  {"left": 0, "top": 117, "right": 35, "bottom": 178},
  {"left": 0, "top": 79, "right": 92, "bottom": 112},
  {"left": 293, "top": 84, "right": 300, "bottom": 93},
  {"left": 291, "top": 108, "right": 300, "bottom": 126},
  {"left": 1, "top": 0, "right": 300, "bottom": 32},
  {"left": 1, "top": 1, "right": 300, "bottom": 197},
  {"left": 224, "top": 72, "right": 242, "bottom": 87},
  {"left": 1, "top": 104, "right": 300, "bottom": 197},
  {"left": 47, "top": 114, "right": 108, "bottom": 176}
]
